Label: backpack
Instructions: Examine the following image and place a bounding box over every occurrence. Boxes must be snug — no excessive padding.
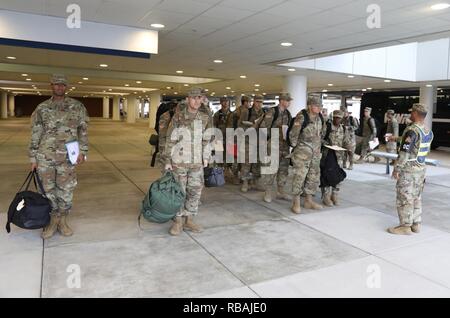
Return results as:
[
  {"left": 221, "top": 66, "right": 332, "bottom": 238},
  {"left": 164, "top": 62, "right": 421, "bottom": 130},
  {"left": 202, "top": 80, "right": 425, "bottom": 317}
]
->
[
  {"left": 6, "top": 170, "right": 51, "bottom": 233},
  {"left": 204, "top": 167, "right": 225, "bottom": 187},
  {"left": 262, "top": 107, "right": 293, "bottom": 141},
  {"left": 286, "top": 109, "right": 324, "bottom": 147},
  {"left": 140, "top": 171, "right": 186, "bottom": 224},
  {"left": 150, "top": 108, "right": 176, "bottom": 167},
  {"left": 320, "top": 149, "right": 347, "bottom": 188}
]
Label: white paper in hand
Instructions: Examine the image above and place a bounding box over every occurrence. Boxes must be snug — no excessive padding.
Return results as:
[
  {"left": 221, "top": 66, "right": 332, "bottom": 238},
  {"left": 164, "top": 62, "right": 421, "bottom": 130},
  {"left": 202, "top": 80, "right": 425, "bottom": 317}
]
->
[
  {"left": 282, "top": 125, "right": 289, "bottom": 140},
  {"left": 66, "top": 141, "right": 80, "bottom": 165},
  {"left": 369, "top": 138, "right": 380, "bottom": 150}
]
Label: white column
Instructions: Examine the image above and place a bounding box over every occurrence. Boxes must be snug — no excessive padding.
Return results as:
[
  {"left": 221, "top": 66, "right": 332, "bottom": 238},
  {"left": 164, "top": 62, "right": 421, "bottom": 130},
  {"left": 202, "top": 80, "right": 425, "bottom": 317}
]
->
[
  {"left": 1, "top": 91, "right": 8, "bottom": 119},
  {"left": 127, "top": 96, "right": 137, "bottom": 124},
  {"left": 8, "top": 94, "right": 15, "bottom": 117},
  {"left": 123, "top": 98, "right": 128, "bottom": 114},
  {"left": 112, "top": 96, "right": 120, "bottom": 121},
  {"left": 103, "top": 97, "right": 110, "bottom": 119},
  {"left": 283, "top": 75, "right": 308, "bottom": 116},
  {"left": 149, "top": 93, "right": 161, "bottom": 129},
  {"left": 140, "top": 99, "right": 146, "bottom": 119},
  {"left": 420, "top": 85, "right": 436, "bottom": 131}
]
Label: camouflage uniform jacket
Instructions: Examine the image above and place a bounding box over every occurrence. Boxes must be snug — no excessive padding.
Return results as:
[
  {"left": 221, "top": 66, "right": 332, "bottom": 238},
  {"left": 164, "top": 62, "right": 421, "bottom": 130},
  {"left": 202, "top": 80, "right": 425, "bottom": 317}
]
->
[
  {"left": 29, "top": 97, "right": 89, "bottom": 164},
  {"left": 395, "top": 123, "right": 433, "bottom": 172},
  {"left": 259, "top": 106, "right": 291, "bottom": 153},
  {"left": 213, "top": 108, "right": 231, "bottom": 136},
  {"left": 289, "top": 110, "right": 326, "bottom": 155}
]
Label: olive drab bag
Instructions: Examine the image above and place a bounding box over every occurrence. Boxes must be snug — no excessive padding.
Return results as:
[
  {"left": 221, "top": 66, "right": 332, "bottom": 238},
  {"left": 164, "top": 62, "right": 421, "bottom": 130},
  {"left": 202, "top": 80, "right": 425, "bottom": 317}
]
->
[
  {"left": 140, "top": 171, "right": 186, "bottom": 224},
  {"left": 6, "top": 170, "right": 52, "bottom": 233}
]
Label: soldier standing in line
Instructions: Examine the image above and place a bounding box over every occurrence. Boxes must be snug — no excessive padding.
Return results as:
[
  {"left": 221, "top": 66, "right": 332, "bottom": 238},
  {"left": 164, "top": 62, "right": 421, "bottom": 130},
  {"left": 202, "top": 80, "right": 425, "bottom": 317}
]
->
[
  {"left": 385, "top": 109, "right": 399, "bottom": 154},
  {"left": 289, "top": 96, "right": 326, "bottom": 214},
  {"left": 342, "top": 106, "right": 359, "bottom": 170},
  {"left": 239, "top": 95, "right": 265, "bottom": 192},
  {"left": 259, "top": 93, "right": 293, "bottom": 203},
  {"left": 213, "top": 97, "right": 231, "bottom": 169},
  {"left": 321, "top": 110, "right": 345, "bottom": 207},
  {"left": 164, "top": 88, "right": 211, "bottom": 236},
  {"left": 356, "top": 107, "right": 377, "bottom": 163},
  {"left": 387, "top": 103, "right": 433, "bottom": 235},
  {"left": 29, "top": 74, "right": 89, "bottom": 239}
]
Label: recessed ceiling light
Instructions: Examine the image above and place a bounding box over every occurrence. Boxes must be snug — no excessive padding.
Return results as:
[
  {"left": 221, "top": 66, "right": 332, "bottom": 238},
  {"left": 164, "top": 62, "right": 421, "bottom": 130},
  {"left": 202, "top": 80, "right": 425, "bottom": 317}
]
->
[
  {"left": 166, "top": 86, "right": 172, "bottom": 90},
  {"left": 136, "top": 81, "right": 142, "bottom": 84},
  {"left": 347, "top": 75, "right": 355, "bottom": 78},
  {"left": 78, "top": 82, "right": 83, "bottom": 84},
  {"left": 6, "top": 56, "right": 16, "bottom": 60},
  {"left": 240, "top": 75, "right": 247, "bottom": 79},
  {"left": 384, "top": 79, "right": 391, "bottom": 83},
  {"left": 150, "top": 23, "right": 165, "bottom": 29},
  {"left": 254, "top": 84, "right": 260, "bottom": 87},
  {"left": 281, "top": 42, "right": 293, "bottom": 47},
  {"left": 362, "top": 89, "right": 367, "bottom": 92},
  {"left": 231, "top": 91, "right": 235, "bottom": 93},
  {"left": 322, "top": 90, "right": 328, "bottom": 93},
  {"left": 174, "top": 92, "right": 178, "bottom": 95},
  {"left": 99, "top": 64, "right": 108, "bottom": 68},
  {"left": 108, "top": 89, "right": 112, "bottom": 91},
  {"left": 83, "top": 77, "right": 89, "bottom": 80},
  {"left": 328, "top": 84, "right": 334, "bottom": 87},
  {"left": 26, "top": 78, "right": 31, "bottom": 81},
  {"left": 367, "top": 88, "right": 372, "bottom": 90},
  {"left": 288, "top": 68, "right": 296, "bottom": 72},
  {"left": 263, "top": 93, "right": 266, "bottom": 96},
  {"left": 431, "top": 3, "right": 450, "bottom": 10},
  {"left": 204, "top": 89, "right": 209, "bottom": 92},
  {"left": 226, "top": 87, "right": 231, "bottom": 90},
  {"left": 214, "top": 60, "right": 223, "bottom": 64},
  {"left": 255, "top": 89, "right": 260, "bottom": 92},
  {"left": 184, "top": 84, "right": 189, "bottom": 87},
  {"left": 21, "top": 74, "right": 28, "bottom": 77},
  {"left": 426, "top": 84, "right": 433, "bottom": 87},
  {"left": 176, "top": 70, "right": 183, "bottom": 74},
  {"left": 125, "top": 84, "right": 130, "bottom": 87}
]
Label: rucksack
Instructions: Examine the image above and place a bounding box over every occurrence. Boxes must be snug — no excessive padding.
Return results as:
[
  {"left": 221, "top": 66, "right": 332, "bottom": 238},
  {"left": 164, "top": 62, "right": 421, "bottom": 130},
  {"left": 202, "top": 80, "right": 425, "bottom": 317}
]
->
[
  {"left": 6, "top": 170, "right": 51, "bottom": 233},
  {"left": 204, "top": 167, "right": 225, "bottom": 187},
  {"left": 286, "top": 109, "right": 324, "bottom": 147},
  {"left": 262, "top": 107, "right": 292, "bottom": 141},
  {"left": 140, "top": 171, "right": 186, "bottom": 224},
  {"left": 150, "top": 108, "right": 176, "bottom": 167}
]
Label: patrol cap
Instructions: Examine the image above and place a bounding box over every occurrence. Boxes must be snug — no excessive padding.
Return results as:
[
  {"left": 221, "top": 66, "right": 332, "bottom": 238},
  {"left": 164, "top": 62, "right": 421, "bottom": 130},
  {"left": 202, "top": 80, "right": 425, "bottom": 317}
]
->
[
  {"left": 409, "top": 103, "right": 428, "bottom": 114},
  {"left": 51, "top": 74, "right": 68, "bottom": 86},
  {"left": 241, "top": 95, "right": 251, "bottom": 103},
  {"left": 187, "top": 87, "right": 204, "bottom": 97},
  {"left": 387, "top": 109, "right": 395, "bottom": 114},
  {"left": 333, "top": 110, "right": 344, "bottom": 118},
  {"left": 364, "top": 107, "right": 372, "bottom": 112},
  {"left": 220, "top": 97, "right": 229, "bottom": 102},
  {"left": 279, "top": 93, "right": 293, "bottom": 101},
  {"left": 307, "top": 96, "right": 321, "bottom": 106},
  {"left": 253, "top": 95, "right": 264, "bottom": 102}
]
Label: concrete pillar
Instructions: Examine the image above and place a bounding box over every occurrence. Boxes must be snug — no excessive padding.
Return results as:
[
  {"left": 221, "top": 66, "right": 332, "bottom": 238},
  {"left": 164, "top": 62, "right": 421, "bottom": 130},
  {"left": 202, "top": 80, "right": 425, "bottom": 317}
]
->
[
  {"left": 420, "top": 85, "right": 436, "bottom": 131},
  {"left": 8, "top": 94, "right": 15, "bottom": 117},
  {"left": 149, "top": 93, "right": 161, "bottom": 129},
  {"left": 112, "top": 96, "right": 120, "bottom": 121},
  {"left": 127, "top": 96, "right": 137, "bottom": 124},
  {"left": 1, "top": 91, "right": 7, "bottom": 119},
  {"left": 103, "top": 97, "right": 110, "bottom": 119},
  {"left": 122, "top": 98, "right": 128, "bottom": 117},
  {"left": 283, "top": 75, "right": 307, "bottom": 116},
  {"left": 140, "top": 99, "right": 146, "bottom": 119}
]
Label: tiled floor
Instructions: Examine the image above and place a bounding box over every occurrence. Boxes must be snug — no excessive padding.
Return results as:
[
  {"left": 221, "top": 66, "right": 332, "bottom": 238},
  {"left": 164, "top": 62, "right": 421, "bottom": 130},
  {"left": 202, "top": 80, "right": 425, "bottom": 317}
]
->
[{"left": 1, "top": 118, "right": 450, "bottom": 298}]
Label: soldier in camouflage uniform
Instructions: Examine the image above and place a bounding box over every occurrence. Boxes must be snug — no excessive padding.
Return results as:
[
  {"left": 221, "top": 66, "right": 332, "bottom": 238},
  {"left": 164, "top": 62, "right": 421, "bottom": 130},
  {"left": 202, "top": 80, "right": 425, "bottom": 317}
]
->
[
  {"left": 164, "top": 88, "right": 212, "bottom": 236},
  {"left": 249, "top": 96, "right": 266, "bottom": 192},
  {"left": 356, "top": 107, "right": 377, "bottom": 163},
  {"left": 342, "top": 106, "right": 359, "bottom": 170},
  {"left": 321, "top": 110, "right": 345, "bottom": 207},
  {"left": 388, "top": 103, "right": 433, "bottom": 235},
  {"left": 289, "top": 96, "right": 326, "bottom": 214},
  {"left": 259, "top": 93, "right": 293, "bottom": 203},
  {"left": 213, "top": 97, "right": 231, "bottom": 168},
  {"left": 385, "top": 109, "right": 399, "bottom": 154},
  {"left": 239, "top": 95, "right": 265, "bottom": 192},
  {"left": 29, "top": 74, "right": 89, "bottom": 239}
]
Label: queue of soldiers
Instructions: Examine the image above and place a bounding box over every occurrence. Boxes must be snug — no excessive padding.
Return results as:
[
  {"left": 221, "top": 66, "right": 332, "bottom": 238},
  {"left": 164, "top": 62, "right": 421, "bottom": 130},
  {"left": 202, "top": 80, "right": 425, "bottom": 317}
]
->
[{"left": 28, "top": 75, "right": 433, "bottom": 240}]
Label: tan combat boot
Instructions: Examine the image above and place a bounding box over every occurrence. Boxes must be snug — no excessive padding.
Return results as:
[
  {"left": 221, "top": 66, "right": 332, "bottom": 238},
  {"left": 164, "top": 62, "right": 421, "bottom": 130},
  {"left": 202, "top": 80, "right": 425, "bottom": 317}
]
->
[
  {"left": 411, "top": 223, "right": 421, "bottom": 233},
  {"left": 387, "top": 225, "right": 412, "bottom": 235},
  {"left": 322, "top": 193, "right": 334, "bottom": 207},
  {"left": 184, "top": 216, "right": 203, "bottom": 233},
  {"left": 58, "top": 214, "right": 74, "bottom": 237},
  {"left": 291, "top": 196, "right": 301, "bottom": 214},
  {"left": 169, "top": 216, "right": 184, "bottom": 236},
  {"left": 331, "top": 193, "right": 339, "bottom": 206},
  {"left": 276, "top": 186, "right": 291, "bottom": 201},
  {"left": 251, "top": 179, "right": 266, "bottom": 192},
  {"left": 263, "top": 188, "right": 272, "bottom": 203},
  {"left": 241, "top": 180, "right": 249, "bottom": 193},
  {"left": 42, "top": 214, "right": 60, "bottom": 239},
  {"left": 304, "top": 194, "right": 323, "bottom": 210}
]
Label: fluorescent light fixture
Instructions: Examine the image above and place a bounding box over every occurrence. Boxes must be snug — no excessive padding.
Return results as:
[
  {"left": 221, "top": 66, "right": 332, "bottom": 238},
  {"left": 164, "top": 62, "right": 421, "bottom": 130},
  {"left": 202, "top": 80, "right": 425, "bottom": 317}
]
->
[
  {"left": 431, "top": 3, "right": 450, "bottom": 10},
  {"left": 150, "top": 23, "right": 165, "bottom": 28},
  {"left": 281, "top": 42, "right": 293, "bottom": 47},
  {"left": 176, "top": 70, "right": 183, "bottom": 74},
  {"left": 6, "top": 56, "right": 16, "bottom": 60},
  {"left": 240, "top": 75, "right": 247, "bottom": 79},
  {"left": 99, "top": 64, "right": 108, "bottom": 67},
  {"left": 214, "top": 60, "right": 223, "bottom": 63}
]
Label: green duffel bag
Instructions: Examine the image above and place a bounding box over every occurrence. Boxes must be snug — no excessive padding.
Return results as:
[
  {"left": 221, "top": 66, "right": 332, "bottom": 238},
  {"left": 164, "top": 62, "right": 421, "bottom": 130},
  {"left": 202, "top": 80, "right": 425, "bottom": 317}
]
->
[{"left": 141, "top": 171, "right": 186, "bottom": 224}]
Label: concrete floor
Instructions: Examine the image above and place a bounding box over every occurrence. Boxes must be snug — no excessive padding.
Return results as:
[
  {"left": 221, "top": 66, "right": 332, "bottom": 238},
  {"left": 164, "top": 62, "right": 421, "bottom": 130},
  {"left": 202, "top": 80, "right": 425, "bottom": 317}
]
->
[{"left": 1, "top": 118, "right": 450, "bottom": 298}]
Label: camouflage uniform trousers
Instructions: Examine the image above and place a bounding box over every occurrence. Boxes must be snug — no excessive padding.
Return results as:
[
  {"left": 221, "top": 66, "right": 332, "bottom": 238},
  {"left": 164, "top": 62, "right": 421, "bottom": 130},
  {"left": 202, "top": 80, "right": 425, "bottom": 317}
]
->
[
  {"left": 239, "top": 141, "right": 258, "bottom": 181},
  {"left": 37, "top": 158, "right": 77, "bottom": 216},
  {"left": 343, "top": 134, "right": 356, "bottom": 167},
  {"left": 291, "top": 146, "right": 321, "bottom": 196},
  {"left": 359, "top": 136, "right": 371, "bottom": 158},
  {"left": 386, "top": 141, "right": 397, "bottom": 154},
  {"left": 396, "top": 167, "right": 426, "bottom": 226},
  {"left": 173, "top": 164, "right": 204, "bottom": 217},
  {"left": 263, "top": 143, "right": 290, "bottom": 187}
]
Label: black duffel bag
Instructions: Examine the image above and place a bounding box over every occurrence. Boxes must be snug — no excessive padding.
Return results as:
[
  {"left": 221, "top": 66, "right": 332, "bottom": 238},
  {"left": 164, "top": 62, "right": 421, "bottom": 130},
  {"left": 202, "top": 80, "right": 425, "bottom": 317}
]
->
[
  {"left": 149, "top": 134, "right": 159, "bottom": 146},
  {"left": 5, "top": 170, "right": 52, "bottom": 233},
  {"left": 204, "top": 167, "right": 225, "bottom": 187}
]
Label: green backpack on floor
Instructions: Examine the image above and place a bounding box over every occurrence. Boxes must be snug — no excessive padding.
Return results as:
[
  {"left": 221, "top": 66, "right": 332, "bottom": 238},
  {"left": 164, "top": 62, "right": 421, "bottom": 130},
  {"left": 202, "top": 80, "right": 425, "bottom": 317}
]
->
[{"left": 141, "top": 171, "right": 186, "bottom": 224}]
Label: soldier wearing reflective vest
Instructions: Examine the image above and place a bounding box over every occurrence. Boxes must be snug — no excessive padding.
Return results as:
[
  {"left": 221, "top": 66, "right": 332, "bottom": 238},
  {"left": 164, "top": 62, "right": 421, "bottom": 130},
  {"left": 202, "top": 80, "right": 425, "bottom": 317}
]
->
[{"left": 387, "top": 103, "right": 434, "bottom": 235}]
